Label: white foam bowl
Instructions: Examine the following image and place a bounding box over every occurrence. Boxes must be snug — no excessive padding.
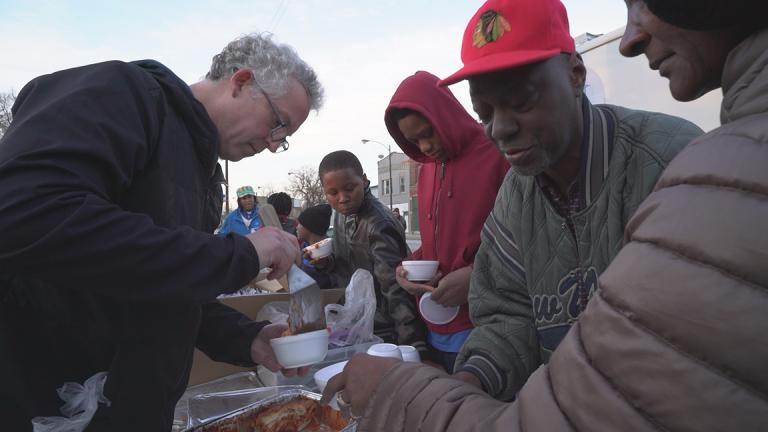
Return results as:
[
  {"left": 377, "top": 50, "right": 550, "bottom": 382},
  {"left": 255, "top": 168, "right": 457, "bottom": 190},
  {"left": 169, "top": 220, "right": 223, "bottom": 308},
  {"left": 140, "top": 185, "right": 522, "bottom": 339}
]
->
[
  {"left": 402, "top": 260, "right": 439, "bottom": 282},
  {"left": 304, "top": 238, "right": 333, "bottom": 259},
  {"left": 313, "top": 360, "right": 348, "bottom": 392},
  {"left": 366, "top": 343, "right": 404, "bottom": 359},
  {"left": 398, "top": 345, "right": 421, "bottom": 363},
  {"left": 419, "top": 293, "right": 459, "bottom": 325},
  {"left": 270, "top": 329, "right": 329, "bottom": 368}
]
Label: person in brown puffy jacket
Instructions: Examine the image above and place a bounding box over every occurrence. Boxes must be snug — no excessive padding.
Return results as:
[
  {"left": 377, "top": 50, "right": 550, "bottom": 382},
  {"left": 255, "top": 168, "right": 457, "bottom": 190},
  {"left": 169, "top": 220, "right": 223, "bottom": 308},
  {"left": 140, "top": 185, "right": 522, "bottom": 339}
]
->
[{"left": 321, "top": 1, "right": 768, "bottom": 430}]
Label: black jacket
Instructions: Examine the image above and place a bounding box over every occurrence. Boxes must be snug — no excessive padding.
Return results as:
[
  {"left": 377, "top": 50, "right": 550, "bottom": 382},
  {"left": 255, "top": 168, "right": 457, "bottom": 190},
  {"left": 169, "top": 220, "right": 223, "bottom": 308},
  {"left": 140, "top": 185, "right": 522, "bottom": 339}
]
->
[
  {"left": 322, "top": 189, "right": 425, "bottom": 349},
  {"left": 0, "top": 60, "right": 266, "bottom": 431}
]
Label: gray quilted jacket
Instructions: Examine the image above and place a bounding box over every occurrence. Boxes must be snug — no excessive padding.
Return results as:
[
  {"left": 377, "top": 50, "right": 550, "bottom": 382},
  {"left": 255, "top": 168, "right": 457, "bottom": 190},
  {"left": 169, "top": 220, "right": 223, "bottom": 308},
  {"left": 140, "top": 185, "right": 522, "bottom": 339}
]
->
[{"left": 456, "top": 101, "right": 702, "bottom": 400}]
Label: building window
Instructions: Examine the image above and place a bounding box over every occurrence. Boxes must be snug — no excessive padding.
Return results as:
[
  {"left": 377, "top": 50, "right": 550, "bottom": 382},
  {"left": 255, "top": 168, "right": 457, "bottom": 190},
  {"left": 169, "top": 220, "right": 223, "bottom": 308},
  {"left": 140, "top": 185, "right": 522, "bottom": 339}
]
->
[
  {"left": 399, "top": 177, "right": 405, "bottom": 193},
  {"left": 383, "top": 179, "right": 390, "bottom": 195}
]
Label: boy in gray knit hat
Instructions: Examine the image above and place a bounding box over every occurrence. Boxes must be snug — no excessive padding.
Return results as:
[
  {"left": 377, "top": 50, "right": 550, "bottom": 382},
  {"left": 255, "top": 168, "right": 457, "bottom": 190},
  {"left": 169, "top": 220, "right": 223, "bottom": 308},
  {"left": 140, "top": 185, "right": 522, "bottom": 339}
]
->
[
  {"left": 297, "top": 203, "right": 332, "bottom": 243},
  {"left": 297, "top": 204, "right": 336, "bottom": 289}
]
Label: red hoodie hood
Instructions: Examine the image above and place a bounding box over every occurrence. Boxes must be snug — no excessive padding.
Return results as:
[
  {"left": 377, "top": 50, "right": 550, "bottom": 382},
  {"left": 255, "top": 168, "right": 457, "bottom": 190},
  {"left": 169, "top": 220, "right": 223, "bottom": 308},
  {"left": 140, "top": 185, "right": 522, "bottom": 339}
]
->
[
  {"left": 385, "top": 71, "right": 483, "bottom": 163},
  {"left": 385, "top": 71, "right": 510, "bottom": 334}
]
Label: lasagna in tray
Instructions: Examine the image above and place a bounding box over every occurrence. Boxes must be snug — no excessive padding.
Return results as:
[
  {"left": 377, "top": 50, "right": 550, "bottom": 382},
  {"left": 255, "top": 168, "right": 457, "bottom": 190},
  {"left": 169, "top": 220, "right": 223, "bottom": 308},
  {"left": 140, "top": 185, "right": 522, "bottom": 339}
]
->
[{"left": 202, "top": 396, "right": 349, "bottom": 432}]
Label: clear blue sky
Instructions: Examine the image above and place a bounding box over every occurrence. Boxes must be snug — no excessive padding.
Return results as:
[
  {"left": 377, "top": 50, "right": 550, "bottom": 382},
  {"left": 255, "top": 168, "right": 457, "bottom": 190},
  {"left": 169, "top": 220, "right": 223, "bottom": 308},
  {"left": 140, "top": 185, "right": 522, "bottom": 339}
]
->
[{"left": 0, "top": 0, "right": 628, "bottom": 204}]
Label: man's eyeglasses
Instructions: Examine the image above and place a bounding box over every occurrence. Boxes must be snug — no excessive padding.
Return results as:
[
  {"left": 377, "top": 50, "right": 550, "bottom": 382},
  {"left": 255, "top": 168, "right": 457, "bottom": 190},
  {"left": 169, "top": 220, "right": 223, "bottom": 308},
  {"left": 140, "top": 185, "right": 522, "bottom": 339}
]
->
[{"left": 256, "top": 86, "right": 289, "bottom": 153}]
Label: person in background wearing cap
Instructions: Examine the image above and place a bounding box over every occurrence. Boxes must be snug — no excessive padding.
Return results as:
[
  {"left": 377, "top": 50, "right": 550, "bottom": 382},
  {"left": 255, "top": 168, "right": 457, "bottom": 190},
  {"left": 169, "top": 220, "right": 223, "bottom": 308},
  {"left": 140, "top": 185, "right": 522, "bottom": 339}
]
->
[
  {"left": 296, "top": 203, "right": 336, "bottom": 289},
  {"left": 385, "top": 71, "right": 509, "bottom": 373},
  {"left": 320, "top": 0, "right": 768, "bottom": 430},
  {"left": 267, "top": 191, "right": 299, "bottom": 236},
  {"left": 391, "top": 208, "right": 407, "bottom": 232},
  {"left": 217, "top": 185, "right": 263, "bottom": 236},
  {"left": 0, "top": 33, "right": 322, "bottom": 431}
]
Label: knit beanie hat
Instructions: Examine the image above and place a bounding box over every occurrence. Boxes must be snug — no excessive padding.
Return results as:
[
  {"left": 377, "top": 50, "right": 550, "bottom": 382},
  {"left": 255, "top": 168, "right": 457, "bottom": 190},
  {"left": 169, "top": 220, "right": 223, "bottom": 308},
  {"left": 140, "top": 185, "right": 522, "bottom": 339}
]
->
[
  {"left": 298, "top": 204, "right": 332, "bottom": 236},
  {"left": 642, "top": 0, "right": 765, "bottom": 30}
]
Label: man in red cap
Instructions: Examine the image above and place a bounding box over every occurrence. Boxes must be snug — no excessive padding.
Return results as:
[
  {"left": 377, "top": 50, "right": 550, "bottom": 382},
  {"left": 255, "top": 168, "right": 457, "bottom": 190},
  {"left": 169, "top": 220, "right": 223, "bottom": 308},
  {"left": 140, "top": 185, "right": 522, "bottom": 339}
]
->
[
  {"left": 444, "top": 0, "right": 700, "bottom": 400},
  {"left": 319, "top": 0, "right": 768, "bottom": 430}
]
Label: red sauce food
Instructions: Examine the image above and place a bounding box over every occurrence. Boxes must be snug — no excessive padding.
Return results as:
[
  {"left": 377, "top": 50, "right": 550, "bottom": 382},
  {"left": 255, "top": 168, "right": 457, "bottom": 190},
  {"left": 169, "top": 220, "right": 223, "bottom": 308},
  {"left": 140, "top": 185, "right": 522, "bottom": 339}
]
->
[{"left": 202, "top": 396, "right": 349, "bottom": 432}]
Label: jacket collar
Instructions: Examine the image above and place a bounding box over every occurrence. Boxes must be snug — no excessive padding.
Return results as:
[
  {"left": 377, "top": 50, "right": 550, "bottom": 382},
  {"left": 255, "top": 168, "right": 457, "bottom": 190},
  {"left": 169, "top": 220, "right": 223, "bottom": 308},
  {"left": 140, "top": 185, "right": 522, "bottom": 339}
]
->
[
  {"left": 578, "top": 97, "right": 617, "bottom": 209},
  {"left": 341, "top": 186, "right": 374, "bottom": 230},
  {"left": 132, "top": 60, "right": 220, "bottom": 178},
  {"left": 537, "top": 96, "right": 616, "bottom": 211},
  {"left": 720, "top": 27, "right": 768, "bottom": 125}
]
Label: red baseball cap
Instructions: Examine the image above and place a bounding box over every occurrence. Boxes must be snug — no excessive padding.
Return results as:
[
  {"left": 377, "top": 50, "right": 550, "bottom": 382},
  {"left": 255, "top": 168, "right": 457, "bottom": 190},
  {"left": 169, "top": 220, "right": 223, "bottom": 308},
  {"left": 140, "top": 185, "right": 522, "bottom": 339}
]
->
[{"left": 440, "top": 0, "right": 575, "bottom": 86}]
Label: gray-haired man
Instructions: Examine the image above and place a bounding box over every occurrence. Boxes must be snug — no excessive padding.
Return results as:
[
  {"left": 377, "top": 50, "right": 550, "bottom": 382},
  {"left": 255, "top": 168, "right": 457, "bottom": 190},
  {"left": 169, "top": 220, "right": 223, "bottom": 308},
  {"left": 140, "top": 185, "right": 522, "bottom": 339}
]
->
[{"left": 0, "top": 33, "right": 322, "bottom": 431}]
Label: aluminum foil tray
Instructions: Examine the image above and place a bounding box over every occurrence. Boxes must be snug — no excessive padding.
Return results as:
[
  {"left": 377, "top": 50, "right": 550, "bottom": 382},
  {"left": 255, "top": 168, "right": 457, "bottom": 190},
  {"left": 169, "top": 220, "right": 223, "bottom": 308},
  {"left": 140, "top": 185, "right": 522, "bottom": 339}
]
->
[{"left": 185, "top": 386, "right": 356, "bottom": 432}]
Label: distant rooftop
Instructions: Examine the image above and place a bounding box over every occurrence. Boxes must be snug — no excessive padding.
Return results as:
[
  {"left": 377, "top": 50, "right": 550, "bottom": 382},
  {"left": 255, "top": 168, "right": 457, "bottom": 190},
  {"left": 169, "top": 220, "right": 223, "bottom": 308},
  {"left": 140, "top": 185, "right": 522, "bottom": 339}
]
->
[{"left": 575, "top": 32, "right": 603, "bottom": 46}]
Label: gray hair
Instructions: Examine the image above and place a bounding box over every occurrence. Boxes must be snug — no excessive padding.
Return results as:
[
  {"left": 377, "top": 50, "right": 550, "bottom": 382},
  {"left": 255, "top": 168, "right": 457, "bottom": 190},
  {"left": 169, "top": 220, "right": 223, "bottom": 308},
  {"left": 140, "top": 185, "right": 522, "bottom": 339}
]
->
[{"left": 206, "top": 32, "right": 324, "bottom": 111}]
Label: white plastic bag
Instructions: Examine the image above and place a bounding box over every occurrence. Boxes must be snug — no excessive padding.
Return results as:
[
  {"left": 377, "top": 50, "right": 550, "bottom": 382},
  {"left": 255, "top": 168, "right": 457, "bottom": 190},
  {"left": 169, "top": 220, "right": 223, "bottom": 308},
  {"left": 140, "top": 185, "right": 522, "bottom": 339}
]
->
[
  {"left": 255, "top": 301, "right": 289, "bottom": 326},
  {"left": 325, "top": 269, "right": 376, "bottom": 347},
  {"left": 31, "top": 371, "right": 110, "bottom": 432}
]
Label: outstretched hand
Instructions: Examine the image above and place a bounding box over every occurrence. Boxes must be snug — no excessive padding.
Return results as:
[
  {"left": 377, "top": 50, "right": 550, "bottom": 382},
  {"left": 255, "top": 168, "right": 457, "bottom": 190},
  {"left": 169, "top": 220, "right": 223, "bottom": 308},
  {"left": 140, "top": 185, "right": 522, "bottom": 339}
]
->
[
  {"left": 302, "top": 248, "right": 330, "bottom": 268},
  {"left": 396, "top": 265, "right": 442, "bottom": 296},
  {"left": 246, "top": 227, "right": 301, "bottom": 280},
  {"left": 320, "top": 353, "right": 401, "bottom": 417},
  {"left": 430, "top": 265, "right": 472, "bottom": 307}
]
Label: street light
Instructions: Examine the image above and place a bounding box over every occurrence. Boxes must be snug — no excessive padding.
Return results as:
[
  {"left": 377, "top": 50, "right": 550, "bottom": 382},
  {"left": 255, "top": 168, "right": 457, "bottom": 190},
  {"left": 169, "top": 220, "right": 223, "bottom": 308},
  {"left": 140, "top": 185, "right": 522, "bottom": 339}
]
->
[{"left": 361, "top": 139, "right": 393, "bottom": 209}]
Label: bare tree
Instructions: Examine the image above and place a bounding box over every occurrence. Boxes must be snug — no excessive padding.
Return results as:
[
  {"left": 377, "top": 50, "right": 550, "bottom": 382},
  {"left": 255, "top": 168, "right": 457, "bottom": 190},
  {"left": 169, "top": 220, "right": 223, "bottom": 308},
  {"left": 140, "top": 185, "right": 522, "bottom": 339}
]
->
[
  {"left": 287, "top": 165, "right": 325, "bottom": 209},
  {"left": 0, "top": 91, "right": 16, "bottom": 138},
  {"left": 259, "top": 184, "right": 278, "bottom": 199}
]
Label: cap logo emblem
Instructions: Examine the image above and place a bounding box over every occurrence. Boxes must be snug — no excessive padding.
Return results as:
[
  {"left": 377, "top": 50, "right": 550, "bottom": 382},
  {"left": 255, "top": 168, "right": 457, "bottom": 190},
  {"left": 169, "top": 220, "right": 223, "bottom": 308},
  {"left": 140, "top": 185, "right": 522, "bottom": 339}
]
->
[{"left": 472, "top": 10, "right": 512, "bottom": 48}]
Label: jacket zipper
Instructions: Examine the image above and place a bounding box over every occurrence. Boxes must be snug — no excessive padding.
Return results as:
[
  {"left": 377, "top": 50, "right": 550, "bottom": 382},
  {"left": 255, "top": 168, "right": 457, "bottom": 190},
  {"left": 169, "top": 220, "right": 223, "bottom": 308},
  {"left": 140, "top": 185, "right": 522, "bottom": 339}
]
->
[
  {"left": 562, "top": 210, "right": 588, "bottom": 315},
  {"left": 433, "top": 162, "right": 446, "bottom": 258}
]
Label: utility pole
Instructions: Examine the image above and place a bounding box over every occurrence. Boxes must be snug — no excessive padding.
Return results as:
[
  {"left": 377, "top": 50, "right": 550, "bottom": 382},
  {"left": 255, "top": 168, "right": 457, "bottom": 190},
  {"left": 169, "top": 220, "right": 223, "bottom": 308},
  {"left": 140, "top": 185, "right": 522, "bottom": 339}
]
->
[
  {"left": 361, "top": 139, "right": 393, "bottom": 209},
  {"left": 224, "top": 160, "right": 230, "bottom": 213}
]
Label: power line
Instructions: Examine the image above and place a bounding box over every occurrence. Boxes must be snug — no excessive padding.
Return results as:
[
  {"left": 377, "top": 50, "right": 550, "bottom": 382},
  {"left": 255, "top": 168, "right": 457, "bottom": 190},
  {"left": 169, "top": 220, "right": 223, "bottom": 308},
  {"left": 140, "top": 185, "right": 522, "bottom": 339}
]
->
[{"left": 268, "top": 0, "right": 288, "bottom": 32}]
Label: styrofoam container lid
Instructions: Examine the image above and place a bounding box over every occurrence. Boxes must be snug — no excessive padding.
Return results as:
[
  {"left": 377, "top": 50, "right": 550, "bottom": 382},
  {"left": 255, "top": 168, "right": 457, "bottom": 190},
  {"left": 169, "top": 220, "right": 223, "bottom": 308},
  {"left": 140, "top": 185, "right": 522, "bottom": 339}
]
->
[
  {"left": 313, "top": 360, "right": 348, "bottom": 392},
  {"left": 419, "top": 293, "right": 459, "bottom": 325},
  {"left": 304, "top": 238, "right": 333, "bottom": 259}
]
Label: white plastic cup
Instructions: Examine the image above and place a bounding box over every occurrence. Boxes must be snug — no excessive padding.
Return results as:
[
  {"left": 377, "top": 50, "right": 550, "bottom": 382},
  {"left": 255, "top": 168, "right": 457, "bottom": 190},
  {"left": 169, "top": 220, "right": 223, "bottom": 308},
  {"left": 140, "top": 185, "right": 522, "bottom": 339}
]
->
[
  {"left": 366, "top": 343, "right": 404, "bottom": 360},
  {"left": 398, "top": 345, "right": 421, "bottom": 363}
]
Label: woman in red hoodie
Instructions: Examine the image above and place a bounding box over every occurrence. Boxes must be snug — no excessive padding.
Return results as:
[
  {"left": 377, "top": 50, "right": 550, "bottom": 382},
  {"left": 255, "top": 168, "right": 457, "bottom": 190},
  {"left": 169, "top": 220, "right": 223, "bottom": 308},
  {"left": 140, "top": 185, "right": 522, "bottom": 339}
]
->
[{"left": 385, "top": 71, "right": 509, "bottom": 372}]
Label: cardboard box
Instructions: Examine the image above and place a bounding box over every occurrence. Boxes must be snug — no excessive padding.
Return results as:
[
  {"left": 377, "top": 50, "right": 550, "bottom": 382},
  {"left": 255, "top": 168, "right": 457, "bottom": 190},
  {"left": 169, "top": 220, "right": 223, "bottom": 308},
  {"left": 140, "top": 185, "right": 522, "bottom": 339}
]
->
[{"left": 187, "top": 287, "right": 344, "bottom": 386}]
